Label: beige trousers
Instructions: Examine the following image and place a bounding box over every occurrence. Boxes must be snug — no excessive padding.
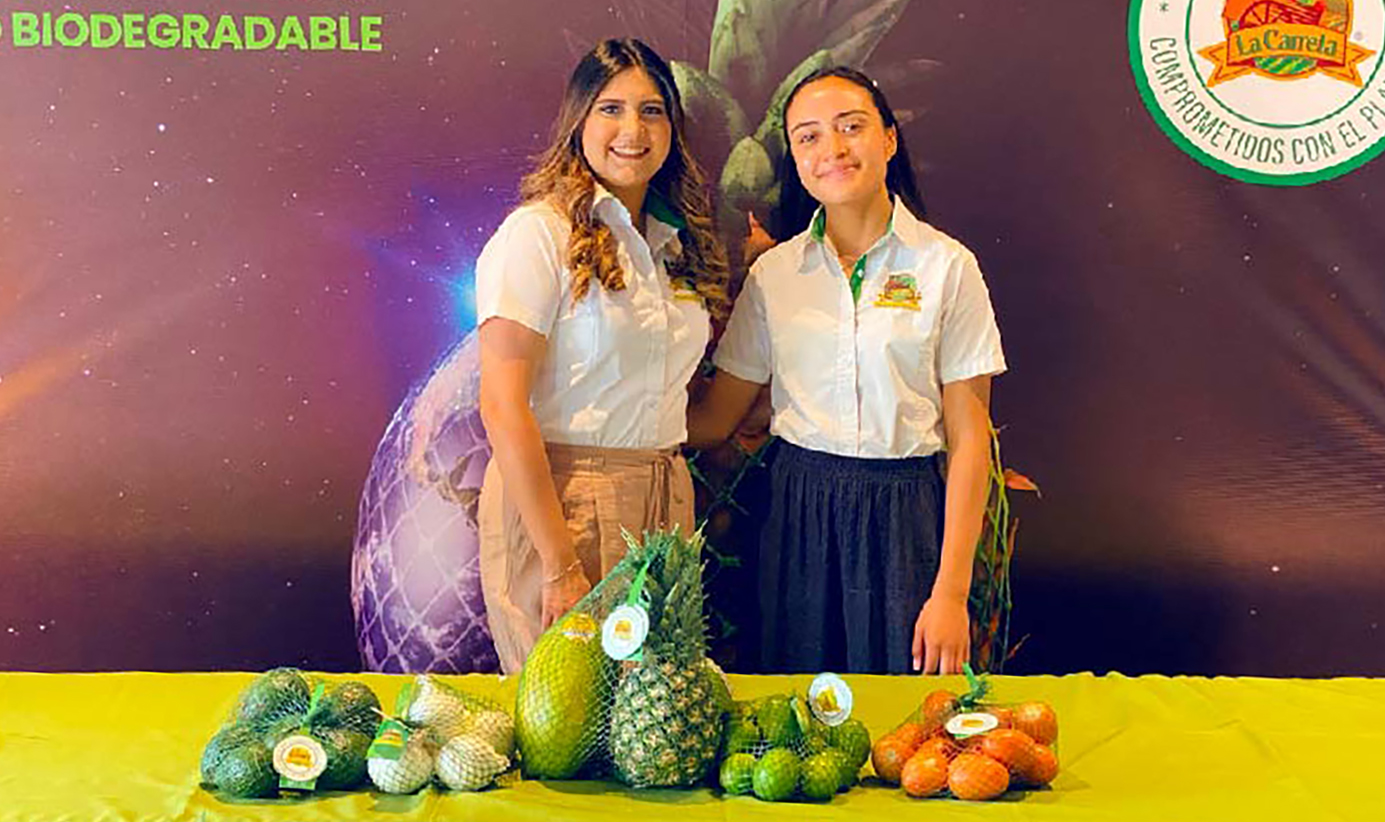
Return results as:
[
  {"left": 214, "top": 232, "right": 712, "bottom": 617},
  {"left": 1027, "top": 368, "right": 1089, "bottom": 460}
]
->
[{"left": 478, "top": 443, "right": 695, "bottom": 674}]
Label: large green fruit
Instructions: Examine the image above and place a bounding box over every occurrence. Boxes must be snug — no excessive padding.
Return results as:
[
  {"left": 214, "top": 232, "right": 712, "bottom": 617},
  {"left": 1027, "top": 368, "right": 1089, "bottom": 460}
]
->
[
  {"left": 316, "top": 727, "right": 372, "bottom": 791},
  {"left": 236, "top": 668, "right": 310, "bottom": 726},
  {"left": 514, "top": 611, "right": 611, "bottom": 779},
  {"left": 209, "top": 742, "right": 278, "bottom": 799},
  {"left": 312, "top": 681, "right": 381, "bottom": 736},
  {"left": 200, "top": 724, "right": 261, "bottom": 786},
  {"left": 260, "top": 715, "right": 309, "bottom": 750}
]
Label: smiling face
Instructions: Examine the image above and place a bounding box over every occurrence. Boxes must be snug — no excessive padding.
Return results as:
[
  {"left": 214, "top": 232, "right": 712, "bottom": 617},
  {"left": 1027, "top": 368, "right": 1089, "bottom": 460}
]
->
[
  {"left": 580, "top": 67, "right": 673, "bottom": 208},
  {"left": 785, "top": 76, "right": 897, "bottom": 210}
]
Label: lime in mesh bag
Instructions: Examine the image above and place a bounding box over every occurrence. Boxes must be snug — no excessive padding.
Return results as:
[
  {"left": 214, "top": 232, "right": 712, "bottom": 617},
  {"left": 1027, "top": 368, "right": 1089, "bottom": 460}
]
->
[
  {"left": 514, "top": 527, "right": 733, "bottom": 787},
  {"left": 715, "top": 673, "right": 871, "bottom": 802},
  {"left": 365, "top": 674, "right": 514, "bottom": 793},
  {"left": 199, "top": 668, "right": 382, "bottom": 798},
  {"left": 870, "top": 663, "right": 1060, "bottom": 801}
]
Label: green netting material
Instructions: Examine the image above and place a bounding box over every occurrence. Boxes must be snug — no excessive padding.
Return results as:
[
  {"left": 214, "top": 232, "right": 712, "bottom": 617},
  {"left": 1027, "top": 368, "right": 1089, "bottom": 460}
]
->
[{"left": 514, "top": 528, "right": 730, "bottom": 788}]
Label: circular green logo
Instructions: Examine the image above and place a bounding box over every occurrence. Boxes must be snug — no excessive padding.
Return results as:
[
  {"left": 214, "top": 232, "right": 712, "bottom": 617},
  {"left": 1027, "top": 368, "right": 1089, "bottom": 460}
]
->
[{"left": 1130, "top": 0, "right": 1385, "bottom": 184}]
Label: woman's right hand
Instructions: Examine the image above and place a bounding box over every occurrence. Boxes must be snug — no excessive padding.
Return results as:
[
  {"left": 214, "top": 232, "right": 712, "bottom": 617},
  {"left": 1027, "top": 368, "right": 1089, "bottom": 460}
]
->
[
  {"left": 541, "top": 563, "right": 592, "bottom": 629},
  {"left": 480, "top": 317, "right": 592, "bottom": 631}
]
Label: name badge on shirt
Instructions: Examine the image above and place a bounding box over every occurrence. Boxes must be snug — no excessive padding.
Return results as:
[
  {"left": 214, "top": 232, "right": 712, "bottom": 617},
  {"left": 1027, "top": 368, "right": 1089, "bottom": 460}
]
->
[{"left": 873, "top": 272, "right": 921, "bottom": 311}]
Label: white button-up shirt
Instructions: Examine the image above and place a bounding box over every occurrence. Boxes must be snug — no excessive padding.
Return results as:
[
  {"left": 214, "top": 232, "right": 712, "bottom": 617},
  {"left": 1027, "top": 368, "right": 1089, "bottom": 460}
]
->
[
  {"left": 713, "top": 197, "right": 1005, "bottom": 459},
  {"left": 475, "top": 187, "right": 710, "bottom": 449}
]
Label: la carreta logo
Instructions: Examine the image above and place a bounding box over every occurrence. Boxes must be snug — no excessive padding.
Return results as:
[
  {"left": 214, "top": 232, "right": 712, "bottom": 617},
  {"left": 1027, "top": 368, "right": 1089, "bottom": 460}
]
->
[
  {"left": 1130, "top": 0, "right": 1385, "bottom": 184},
  {"left": 1201, "top": 1, "right": 1373, "bottom": 86}
]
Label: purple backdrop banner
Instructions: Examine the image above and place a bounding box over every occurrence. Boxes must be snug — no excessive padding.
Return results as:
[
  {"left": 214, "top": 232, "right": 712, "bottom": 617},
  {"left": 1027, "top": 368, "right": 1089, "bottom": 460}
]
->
[{"left": 1, "top": 1, "right": 1382, "bottom": 676}]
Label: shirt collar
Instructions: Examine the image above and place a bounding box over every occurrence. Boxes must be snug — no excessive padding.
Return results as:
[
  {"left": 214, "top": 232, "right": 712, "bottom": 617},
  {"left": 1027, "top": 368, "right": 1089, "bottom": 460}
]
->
[
  {"left": 808, "top": 196, "right": 913, "bottom": 246},
  {"left": 592, "top": 183, "right": 684, "bottom": 257},
  {"left": 802, "top": 195, "right": 927, "bottom": 269}
]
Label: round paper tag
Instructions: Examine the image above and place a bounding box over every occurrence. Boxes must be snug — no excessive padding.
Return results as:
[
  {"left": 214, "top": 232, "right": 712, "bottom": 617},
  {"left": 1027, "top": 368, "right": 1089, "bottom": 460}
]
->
[
  {"left": 945, "top": 712, "right": 1000, "bottom": 739},
  {"left": 808, "top": 673, "right": 854, "bottom": 726},
  {"left": 601, "top": 604, "right": 649, "bottom": 660},
  {"left": 561, "top": 612, "right": 598, "bottom": 643},
  {"left": 273, "top": 734, "right": 328, "bottom": 782}
]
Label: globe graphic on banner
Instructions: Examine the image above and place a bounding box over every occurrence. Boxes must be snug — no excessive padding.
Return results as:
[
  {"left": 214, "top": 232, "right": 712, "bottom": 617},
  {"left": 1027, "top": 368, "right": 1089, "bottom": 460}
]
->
[{"left": 350, "top": 335, "right": 500, "bottom": 673}]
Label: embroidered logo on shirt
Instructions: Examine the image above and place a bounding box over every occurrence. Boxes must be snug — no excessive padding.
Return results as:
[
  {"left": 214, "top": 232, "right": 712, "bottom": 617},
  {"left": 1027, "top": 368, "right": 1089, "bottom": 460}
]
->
[
  {"left": 873, "top": 273, "right": 921, "bottom": 310},
  {"left": 670, "top": 276, "right": 702, "bottom": 302}
]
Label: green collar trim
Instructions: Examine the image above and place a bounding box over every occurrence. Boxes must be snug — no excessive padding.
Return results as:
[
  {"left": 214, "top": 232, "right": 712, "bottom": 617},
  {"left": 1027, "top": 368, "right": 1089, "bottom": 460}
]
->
[
  {"left": 808, "top": 204, "right": 894, "bottom": 244},
  {"left": 645, "top": 189, "right": 687, "bottom": 230}
]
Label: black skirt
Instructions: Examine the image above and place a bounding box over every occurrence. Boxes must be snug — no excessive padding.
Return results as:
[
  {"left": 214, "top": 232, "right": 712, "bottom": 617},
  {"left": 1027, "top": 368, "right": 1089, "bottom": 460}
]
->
[{"left": 758, "top": 441, "right": 944, "bottom": 674}]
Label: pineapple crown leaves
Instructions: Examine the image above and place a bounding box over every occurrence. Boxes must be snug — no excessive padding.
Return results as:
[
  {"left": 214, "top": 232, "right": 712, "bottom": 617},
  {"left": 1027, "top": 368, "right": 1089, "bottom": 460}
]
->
[{"left": 617, "top": 527, "right": 709, "bottom": 665}]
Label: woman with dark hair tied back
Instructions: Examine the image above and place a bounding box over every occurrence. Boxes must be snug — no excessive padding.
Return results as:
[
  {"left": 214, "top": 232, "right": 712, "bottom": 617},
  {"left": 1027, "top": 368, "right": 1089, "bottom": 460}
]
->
[
  {"left": 475, "top": 38, "right": 729, "bottom": 673},
  {"left": 690, "top": 66, "right": 1005, "bottom": 676}
]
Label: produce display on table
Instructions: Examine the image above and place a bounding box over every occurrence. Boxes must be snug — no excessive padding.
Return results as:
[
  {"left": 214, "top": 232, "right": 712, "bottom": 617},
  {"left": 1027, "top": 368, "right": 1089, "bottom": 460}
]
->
[
  {"left": 199, "top": 668, "right": 382, "bottom": 798},
  {"left": 716, "top": 674, "right": 872, "bottom": 802},
  {"left": 515, "top": 528, "right": 731, "bottom": 787},
  {"left": 872, "top": 665, "right": 1059, "bottom": 801},
  {"left": 199, "top": 543, "right": 1062, "bottom": 807}
]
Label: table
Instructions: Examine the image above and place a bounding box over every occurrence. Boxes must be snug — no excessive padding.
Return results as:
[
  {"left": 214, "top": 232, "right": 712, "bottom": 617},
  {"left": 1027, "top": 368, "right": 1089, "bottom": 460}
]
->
[{"left": 2, "top": 671, "right": 1382, "bottom": 821}]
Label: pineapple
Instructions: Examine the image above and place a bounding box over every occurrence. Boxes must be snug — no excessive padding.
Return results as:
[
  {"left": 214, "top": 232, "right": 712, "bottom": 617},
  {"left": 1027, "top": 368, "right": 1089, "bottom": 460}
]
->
[{"left": 607, "top": 530, "right": 723, "bottom": 788}]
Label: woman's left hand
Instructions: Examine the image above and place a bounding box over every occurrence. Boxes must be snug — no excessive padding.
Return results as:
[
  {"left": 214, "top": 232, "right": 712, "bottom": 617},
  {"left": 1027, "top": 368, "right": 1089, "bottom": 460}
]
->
[{"left": 912, "top": 595, "right": 971, "bottom": 674}]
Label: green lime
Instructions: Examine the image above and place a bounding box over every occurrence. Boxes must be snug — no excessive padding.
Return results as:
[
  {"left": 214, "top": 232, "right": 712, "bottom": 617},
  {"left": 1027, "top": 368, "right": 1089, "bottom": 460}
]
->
[
  {"left": 821, "top": 748, "right": 857, "bottom": 791},
  {"left": 719, "top": 752, "right": 757, "bottom": 795},
  {"left": 752, "top": 747, "right": 801, "bottom": 802},
  {"left": 828, "top": 719, "right": 871, "bottom": 769},
  {"left": 802, "top": 726, "right": 831, "bottom": 755},
  {"left": 790, "top": 696, "right": 813, "bottom": 738},
  {"left": 723, "top": 716, "right": 762, "bottom": 755},
  {"left": 757, "top": 696, "right": 798, "bottom": 748},
  {"left": 800, "top": 752, "right": 840, "bottom": 801}
]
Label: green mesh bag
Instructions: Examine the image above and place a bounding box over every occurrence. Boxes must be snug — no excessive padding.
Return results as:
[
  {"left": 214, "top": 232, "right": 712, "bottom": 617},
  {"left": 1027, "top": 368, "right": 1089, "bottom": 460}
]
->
[
  {"left": 200, "top": 668, "right": 383, "bottom": 798},
  {"left": 514, "top": 528, "right": 731, "bottom": 787},
  {"left": 715, "top": 687, "right": 867, "bottom": 801}
]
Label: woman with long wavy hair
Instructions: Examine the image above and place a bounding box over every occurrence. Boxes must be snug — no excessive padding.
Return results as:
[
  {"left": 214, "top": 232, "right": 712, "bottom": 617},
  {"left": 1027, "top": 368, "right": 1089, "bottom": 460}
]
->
[{"left": 474, "top": 38, "right": 729, "bottom": 673}]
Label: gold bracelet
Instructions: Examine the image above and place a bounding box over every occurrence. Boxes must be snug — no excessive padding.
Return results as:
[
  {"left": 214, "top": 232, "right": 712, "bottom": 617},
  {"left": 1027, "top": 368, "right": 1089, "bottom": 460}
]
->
[{"left": 542, "top": 557, "right": 583, "bottom": 585}]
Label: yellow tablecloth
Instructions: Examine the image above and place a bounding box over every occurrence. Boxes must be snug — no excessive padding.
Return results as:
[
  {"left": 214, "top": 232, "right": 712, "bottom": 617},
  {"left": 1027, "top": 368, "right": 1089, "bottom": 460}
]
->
[{"left": 1, "top": 671, "right": 1382, "bottom": 821}]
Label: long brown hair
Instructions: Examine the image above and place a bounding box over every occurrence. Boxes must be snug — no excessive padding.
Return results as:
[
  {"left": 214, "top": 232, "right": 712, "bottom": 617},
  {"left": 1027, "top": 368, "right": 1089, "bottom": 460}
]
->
[{"left": 520, "top": 38, "right": 729, "bottom": 320}]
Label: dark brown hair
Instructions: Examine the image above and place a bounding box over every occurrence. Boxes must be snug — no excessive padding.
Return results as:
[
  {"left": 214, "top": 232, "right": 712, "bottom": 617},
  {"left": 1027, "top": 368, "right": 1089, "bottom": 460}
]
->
[
  {"left": 520, "top": 38, "right": 729, "bottom": 319},
  {"left": 771, "top": 66, "right": 927, "bottom": 241}
]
